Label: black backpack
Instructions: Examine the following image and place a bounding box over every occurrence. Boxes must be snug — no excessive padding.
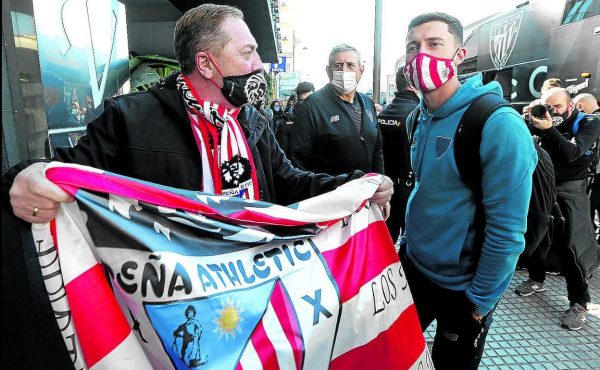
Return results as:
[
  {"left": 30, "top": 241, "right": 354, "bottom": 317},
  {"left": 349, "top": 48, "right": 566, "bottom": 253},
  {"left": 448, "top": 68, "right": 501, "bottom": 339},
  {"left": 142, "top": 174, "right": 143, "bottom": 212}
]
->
[{"left": 408, "top": 93, "right": 562, "bottom": 257}]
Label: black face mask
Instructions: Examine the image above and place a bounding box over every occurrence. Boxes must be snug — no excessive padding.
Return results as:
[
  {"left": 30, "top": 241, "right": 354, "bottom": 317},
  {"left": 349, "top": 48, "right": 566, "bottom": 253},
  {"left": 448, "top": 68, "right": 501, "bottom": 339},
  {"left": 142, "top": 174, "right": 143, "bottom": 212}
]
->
[
  {"left": 220, "top": 70, "right": 268, "bottom": 110},
  {"left": 550, "top": 107, "right": 571, "bottom": 127}
]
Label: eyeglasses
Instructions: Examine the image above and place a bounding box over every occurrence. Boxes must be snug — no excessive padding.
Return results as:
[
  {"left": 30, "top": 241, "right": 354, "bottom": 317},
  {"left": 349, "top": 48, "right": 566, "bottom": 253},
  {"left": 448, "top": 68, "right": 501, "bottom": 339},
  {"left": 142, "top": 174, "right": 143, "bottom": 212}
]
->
[{"left": 330, "top": 62, "right": 359, "bottom": 71}]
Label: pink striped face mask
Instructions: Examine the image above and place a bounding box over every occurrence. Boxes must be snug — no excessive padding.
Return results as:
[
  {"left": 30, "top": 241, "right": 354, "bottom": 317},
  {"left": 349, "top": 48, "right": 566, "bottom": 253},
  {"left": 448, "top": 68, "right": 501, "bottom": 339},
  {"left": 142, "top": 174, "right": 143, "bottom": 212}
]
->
[{"left": 403, "top": 51, "right": 457, "bottom": 93}]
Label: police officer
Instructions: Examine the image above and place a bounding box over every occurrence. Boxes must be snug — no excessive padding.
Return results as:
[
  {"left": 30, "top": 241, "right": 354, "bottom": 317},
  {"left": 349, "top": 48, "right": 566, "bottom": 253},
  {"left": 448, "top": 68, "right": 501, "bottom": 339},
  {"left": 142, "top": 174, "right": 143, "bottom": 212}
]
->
[{"left": 377, "top": 67, "right": 420, "bottom": 242}]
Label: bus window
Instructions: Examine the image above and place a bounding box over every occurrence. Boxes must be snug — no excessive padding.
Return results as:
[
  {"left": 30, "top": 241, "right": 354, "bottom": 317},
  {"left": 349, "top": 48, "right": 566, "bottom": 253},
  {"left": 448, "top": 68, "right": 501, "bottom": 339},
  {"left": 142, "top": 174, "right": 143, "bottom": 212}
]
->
[{"left": 563, "top": 0, "right": 600, "bottom": 24}]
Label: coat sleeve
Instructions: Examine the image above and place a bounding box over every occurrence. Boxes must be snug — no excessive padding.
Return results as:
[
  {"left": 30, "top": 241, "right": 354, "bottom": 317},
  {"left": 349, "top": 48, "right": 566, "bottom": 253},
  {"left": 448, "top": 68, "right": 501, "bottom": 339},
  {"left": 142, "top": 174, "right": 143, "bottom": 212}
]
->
[
  {"left": 466, "top": 110, "right": 538, "bottom": 316},
  {"left": 2, "top": 99, "right": 125, "bottom": 211},
  {"left": 288, "top": 102, "right": 315, "bottom": 170},
  {"left": 540, "top": 115, "right": 600, "bottom": 164},
  {"left": 53, "top": 98, "right": 126, "bottom": 170}
]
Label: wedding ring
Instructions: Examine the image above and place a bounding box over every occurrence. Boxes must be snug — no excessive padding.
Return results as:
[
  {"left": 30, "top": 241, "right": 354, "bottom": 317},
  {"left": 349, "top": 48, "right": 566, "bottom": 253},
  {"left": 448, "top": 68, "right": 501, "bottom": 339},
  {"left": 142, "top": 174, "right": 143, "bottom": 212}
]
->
[{"left": 32, "top": 207, "right": 40, "bottom": 217}]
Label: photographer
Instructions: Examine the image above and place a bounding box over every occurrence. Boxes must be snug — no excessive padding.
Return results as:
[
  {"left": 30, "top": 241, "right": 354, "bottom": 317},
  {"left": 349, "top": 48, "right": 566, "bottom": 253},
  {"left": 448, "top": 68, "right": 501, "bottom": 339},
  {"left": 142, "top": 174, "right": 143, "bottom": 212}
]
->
[{"left": 520, "top": 88, "right": 600, "bottom": 330}]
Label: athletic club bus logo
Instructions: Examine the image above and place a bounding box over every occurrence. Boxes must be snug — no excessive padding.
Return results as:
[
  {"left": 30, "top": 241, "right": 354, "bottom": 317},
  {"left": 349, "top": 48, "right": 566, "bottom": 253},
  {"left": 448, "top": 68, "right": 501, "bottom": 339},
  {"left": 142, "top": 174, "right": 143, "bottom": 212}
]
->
[{"left": 489, "top": 11, "right": 523, "bottom": 69}]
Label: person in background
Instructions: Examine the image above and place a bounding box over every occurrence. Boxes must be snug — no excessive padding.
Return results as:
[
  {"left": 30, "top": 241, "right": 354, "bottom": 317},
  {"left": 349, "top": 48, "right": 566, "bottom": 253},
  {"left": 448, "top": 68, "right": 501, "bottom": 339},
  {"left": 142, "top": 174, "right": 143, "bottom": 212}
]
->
[
  {"left": 574, "top": 93, "right": 600, "bottom": 239},
  {"left": 377, "top": 66, "right": 420, "bottom": 243},
  {"left": 284, "top": 92, "right": 297, "bottom": 119},
  {"left": 289, "top": 44, "right": 384, "bottom": 179},
  {"left": 400, "top": 13, "right": 537, "bottom": 369},
  {"left": 275, "top": 82, "right": 315, "bottom": 156},
  {"left": 71, "top": 101, "right": 82, "bottom": 124},
  {"left": 524, "top": 88, "right": 600, "bottom": 330},
  {"left": 542, "top": 77, "right": 562, "bottom": 93},
  {"left": 573, "top": 93, "right": 600, "bottom": 115}
]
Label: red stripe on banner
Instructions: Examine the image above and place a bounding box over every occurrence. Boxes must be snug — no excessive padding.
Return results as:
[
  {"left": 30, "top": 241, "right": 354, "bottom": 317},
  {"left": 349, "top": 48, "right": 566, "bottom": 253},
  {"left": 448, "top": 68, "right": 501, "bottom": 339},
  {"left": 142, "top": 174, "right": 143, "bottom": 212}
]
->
[
  {"left": 227, "top": 209, "right": 314, "bottom": 227},
  {"left": 46, "top": 167, "right": 217, "bottom": 214},
  {"left": 235, "top": 362, "right": 243, "bottom": 370},
  {"left": 46, "top": 167, "right": 326, "bottom": 227},
  {"left": 65, "top": 264, "right": 131, "bottom": 367},
  {"left": 271, "top": 282, "right": 304, "bottom": 370},
  {"left": 251, "top": 320, "right": 280, "bottom": 370},
  {"left": 330, "top": 304, "right": 425, "bottom": 370},
  {"left": 322, "top": 220, "right": 398, "bottom": 303},
  {"left": 429, "top": 57, "right": 443, "bottom": 87}
]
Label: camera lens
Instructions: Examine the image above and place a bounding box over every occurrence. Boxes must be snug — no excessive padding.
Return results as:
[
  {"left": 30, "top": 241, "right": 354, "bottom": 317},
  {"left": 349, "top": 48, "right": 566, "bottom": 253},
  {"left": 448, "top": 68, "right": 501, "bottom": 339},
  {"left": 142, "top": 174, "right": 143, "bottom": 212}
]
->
[{"left": 530, "top": 104, "right": 548, "bottom": 119}]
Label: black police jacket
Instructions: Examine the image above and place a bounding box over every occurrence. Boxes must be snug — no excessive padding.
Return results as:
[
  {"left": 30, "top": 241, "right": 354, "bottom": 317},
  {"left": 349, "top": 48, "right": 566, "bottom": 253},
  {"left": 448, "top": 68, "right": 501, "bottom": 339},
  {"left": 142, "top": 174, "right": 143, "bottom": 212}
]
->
[
  {"left": 288, "top": 84, "right": 384, "bottom": 176},
  {"left": 3, "top": 74, "right": 361, "bottom": 207},
  {"left": 377, "top": 90, "right": 420, "bottom": 183}
]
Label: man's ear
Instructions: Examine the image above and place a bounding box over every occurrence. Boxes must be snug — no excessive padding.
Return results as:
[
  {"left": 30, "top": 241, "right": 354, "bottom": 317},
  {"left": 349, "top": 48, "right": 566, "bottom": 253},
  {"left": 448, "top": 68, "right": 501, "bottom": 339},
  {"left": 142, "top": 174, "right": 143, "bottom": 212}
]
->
[
  {"left": 454, "top": 47, "right": 467, "bottom": 66},
  {"left": 325, "top": 66, "right": 333, "bottom": 81},
  {"left": 195, "top": 52, "right": 214, "bottom": 79}
]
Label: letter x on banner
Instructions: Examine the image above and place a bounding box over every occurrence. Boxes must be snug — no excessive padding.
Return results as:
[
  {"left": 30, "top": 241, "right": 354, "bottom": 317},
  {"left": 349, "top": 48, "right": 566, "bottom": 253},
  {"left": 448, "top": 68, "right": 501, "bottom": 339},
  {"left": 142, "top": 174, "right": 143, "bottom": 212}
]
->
[{"left": 32, "top": 162, "right": 432, "bottom": 370}]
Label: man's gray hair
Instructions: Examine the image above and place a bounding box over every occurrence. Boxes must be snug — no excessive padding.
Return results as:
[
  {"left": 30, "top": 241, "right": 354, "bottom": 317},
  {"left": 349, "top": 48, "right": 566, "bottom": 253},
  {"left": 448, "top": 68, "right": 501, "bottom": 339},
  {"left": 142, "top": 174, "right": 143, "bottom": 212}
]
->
[
  {"left": 174, "top": 4, "right": 244, "bottom": 75},
  {"left": 328, "top": 44, "right": 362, "bottom": 66}
]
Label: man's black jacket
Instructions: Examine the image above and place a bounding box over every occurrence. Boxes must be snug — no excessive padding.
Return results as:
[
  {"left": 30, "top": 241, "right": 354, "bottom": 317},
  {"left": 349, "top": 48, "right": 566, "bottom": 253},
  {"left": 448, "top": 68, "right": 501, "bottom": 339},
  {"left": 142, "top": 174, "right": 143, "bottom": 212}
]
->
[{"left": 288, "top": 84, "right": 384, "bottom": 176}]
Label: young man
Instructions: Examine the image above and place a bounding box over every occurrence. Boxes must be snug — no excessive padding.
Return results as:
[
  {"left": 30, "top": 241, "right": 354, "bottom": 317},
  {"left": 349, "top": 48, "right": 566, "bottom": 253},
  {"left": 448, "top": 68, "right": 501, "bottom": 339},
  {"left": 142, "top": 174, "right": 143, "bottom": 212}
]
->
[{"left": 400, "top": 13, "right": 537, "bottom": 369}]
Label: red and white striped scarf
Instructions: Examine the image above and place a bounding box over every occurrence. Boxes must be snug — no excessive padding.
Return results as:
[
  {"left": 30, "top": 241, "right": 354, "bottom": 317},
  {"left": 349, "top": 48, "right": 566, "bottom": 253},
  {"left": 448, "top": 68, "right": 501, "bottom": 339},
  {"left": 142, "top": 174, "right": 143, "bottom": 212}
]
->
[{"left": 177, "top": 74, "right": 260, "bottom": 200}]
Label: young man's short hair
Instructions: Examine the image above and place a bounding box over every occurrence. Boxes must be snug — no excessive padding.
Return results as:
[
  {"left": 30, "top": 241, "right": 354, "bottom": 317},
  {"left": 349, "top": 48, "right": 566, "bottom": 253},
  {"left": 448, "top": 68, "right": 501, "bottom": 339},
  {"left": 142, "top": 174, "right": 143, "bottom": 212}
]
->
[{"left": 408, "top": 12, "right": 463, "bottom": 47}]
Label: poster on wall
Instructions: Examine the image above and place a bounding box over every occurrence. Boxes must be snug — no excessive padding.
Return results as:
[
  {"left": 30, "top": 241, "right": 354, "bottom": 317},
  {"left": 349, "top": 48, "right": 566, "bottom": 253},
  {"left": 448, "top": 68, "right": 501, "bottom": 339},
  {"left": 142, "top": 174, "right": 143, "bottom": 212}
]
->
[{"left": 32, "top": 0, "right": 130, "bottom": 152}]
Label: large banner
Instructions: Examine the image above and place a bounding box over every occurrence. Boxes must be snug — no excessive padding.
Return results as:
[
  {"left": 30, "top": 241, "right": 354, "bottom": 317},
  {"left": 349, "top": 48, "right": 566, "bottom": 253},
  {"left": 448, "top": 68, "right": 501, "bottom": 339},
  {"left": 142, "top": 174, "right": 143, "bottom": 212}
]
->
[{"left": 32, "top": 163, "right": 432, "bottom": 370}]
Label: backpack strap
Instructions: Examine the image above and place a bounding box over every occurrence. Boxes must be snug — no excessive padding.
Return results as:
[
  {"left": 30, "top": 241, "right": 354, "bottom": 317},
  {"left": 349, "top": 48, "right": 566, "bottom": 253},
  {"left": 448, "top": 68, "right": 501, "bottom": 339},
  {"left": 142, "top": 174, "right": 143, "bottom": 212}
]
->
[
  {"left": 571, "top": 112, "right": 587, "bottom": 136},
  {"left": 454, "top": 92, "right": 512, "bottom": 250}
]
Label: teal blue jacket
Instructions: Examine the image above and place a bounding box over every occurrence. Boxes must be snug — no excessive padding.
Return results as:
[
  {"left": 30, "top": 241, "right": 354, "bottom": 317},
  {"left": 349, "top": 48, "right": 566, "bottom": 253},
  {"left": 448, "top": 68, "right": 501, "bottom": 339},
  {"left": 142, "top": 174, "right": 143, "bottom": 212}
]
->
[{"left": 404, "top": 74, "right": 538, "bottom": 315}]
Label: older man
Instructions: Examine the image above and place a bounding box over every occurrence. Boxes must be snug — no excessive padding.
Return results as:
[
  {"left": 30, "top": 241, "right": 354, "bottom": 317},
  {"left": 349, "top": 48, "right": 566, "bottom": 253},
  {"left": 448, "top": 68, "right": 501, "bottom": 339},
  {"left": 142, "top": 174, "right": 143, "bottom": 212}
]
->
[
  {"left": 288, "top": 44, "right": 384, "bottom": 178},
  {"left": 3, "top": 4, "right": 393, "bottom": 366},
  {"left": 527, "top": 88, "right": 600, "bottom": 330}
]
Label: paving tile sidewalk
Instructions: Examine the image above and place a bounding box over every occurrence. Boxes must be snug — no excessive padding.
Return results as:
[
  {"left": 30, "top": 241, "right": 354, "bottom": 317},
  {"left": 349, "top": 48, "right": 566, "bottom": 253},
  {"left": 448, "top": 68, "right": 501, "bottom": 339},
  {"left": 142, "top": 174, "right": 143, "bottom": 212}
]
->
[{"left": 424, "top": 267, "right": 600, "bottom": 369}]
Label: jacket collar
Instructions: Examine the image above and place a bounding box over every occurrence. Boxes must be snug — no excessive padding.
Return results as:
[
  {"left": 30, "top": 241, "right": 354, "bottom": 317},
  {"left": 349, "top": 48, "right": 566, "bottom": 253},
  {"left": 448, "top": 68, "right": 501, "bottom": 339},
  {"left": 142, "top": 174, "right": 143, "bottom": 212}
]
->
[
  {"left": 149, "top": 73, "right": 267, "bottom": 148},
  {"left": 393, "top": 90, "right": 420, "bottom": 103}
]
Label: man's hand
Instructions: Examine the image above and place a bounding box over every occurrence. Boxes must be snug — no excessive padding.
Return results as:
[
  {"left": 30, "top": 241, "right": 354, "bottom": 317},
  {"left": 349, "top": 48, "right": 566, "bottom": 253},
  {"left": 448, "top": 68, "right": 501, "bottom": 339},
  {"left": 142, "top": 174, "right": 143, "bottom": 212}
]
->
[
  {"left": 379, "top": 201, "right": 391, "bottom": 220},
  {"left": 472, "top": 311, "right": 483, "bottom": 323},
  {"left": 370, "top": 175, "right": 393, "bottom": 207},
  {"left": 530, "top": 111, "right": 553, "bottom": 130},
  {"left": 9, "top": 162, "right": 74, "bottom": 223},
  {"left": 521, "top": 105, "right": 532, "bottom": 122}
]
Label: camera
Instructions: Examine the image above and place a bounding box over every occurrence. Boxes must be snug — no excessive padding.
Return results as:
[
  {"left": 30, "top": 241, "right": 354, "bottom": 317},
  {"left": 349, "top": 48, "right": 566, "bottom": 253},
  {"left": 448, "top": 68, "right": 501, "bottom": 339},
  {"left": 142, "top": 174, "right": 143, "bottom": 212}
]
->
[{"left": 530, "top": 104, "right": 551, "bottom": 119}]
